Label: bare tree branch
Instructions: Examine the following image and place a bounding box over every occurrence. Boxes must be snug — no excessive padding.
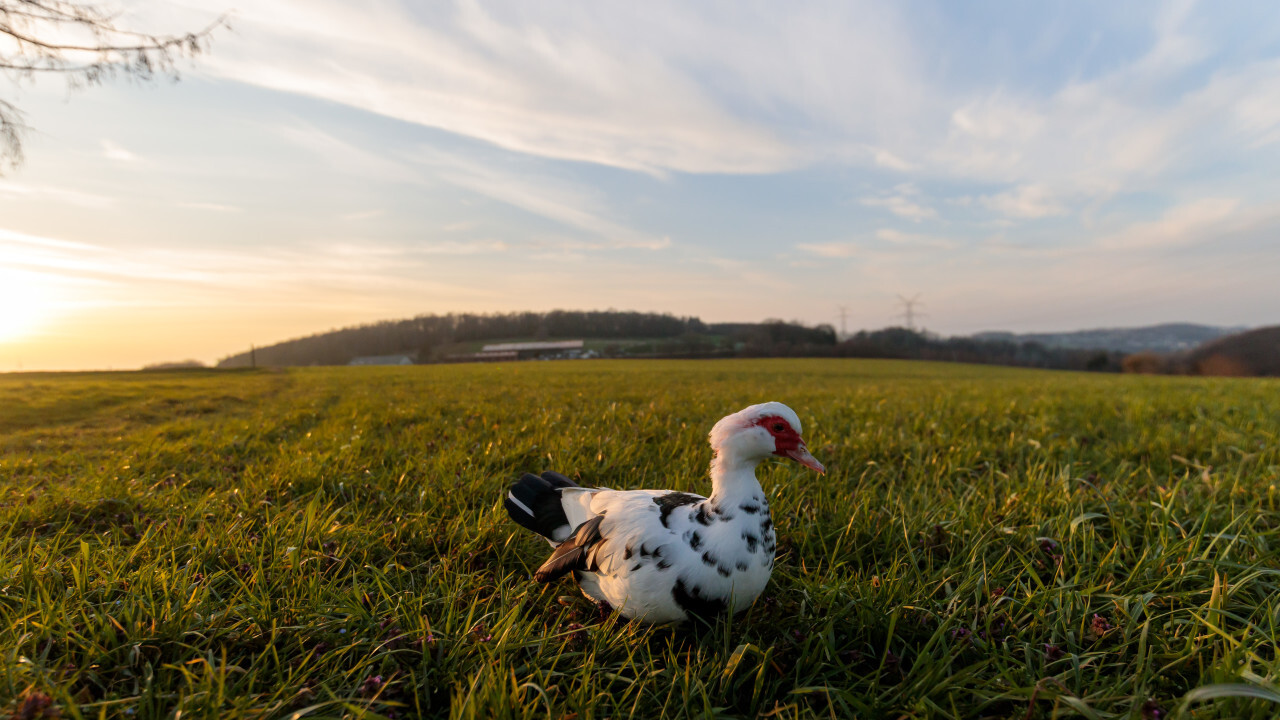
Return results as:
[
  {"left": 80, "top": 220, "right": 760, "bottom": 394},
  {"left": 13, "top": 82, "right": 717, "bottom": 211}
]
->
[
  {"left": 0, "top": 0, "right": 226, "bottom": 171},
  {"left": 0, "top": 97, "right": 24, "bottom": 172}
]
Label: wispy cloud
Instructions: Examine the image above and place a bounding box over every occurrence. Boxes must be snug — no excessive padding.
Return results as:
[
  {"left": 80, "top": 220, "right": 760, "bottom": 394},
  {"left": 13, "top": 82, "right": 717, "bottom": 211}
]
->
[
  {"left": 321, "top": 239, "right": 509, "bottom": 257},
  {"left": 1096, "top": 198, "right": 1241, "bottom": 250},
  {"left": 0, "top": 180, "right": 116, "bottom": 209},
  {"left": 859, "top": 184, "right": 937, "bottom": 222},
  {"left": 101, "top": 140, "right": 137, "bottom": 162},
  {"left": 180, "top": 201, "right": 242, "bottom": 212},
  {"left": 197, "top": 0, "right": 798, "bottom": 175},
  {"left": 979, "top": 184, "right": 1065, "bottom": 219},
  {"left": 796, "top": 241, "right": 858, "bottom": 259},
  {"left": 875, "top": 228, "right": 957, "bottom": 249},
  {"left": 870, "top": 148, "right": 915, "bottom": 171},
  {"left": 274, "top": 122, "right": 422, "bottom": 183},
  {"left": 0, "top": 226, "right": 499, "bottom": 308},
  {"left": 340, "top": 209, "right": 384, "bottom": 221},
  {"left": 163, "top": 0, "right": 1280, "bottom": 225},
  {"left": 412, "top": 146, "right": 672, "bottom": 250},
  {"left": 795, "top": 227, "right": 957, "bottom": 258},
  {"left": 0, "top": 227, "right": 99, "bottom": 252}
]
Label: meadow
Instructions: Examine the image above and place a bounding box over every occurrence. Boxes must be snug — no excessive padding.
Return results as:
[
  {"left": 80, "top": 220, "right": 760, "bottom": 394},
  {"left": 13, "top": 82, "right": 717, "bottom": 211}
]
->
[{"left": 2, "top": 359, "right": 1279, "bottom": 719}]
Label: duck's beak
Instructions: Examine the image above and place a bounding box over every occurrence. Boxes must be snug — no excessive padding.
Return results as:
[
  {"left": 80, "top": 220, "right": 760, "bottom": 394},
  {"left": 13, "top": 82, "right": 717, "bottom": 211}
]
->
[{"left": 786, "top": 444, "right": 825, "bottom": 474}]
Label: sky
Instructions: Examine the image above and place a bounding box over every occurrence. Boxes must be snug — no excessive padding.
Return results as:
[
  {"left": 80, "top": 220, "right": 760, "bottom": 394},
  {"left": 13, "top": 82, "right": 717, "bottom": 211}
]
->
[{"left": 2, "top": 0, "right": 1279, "bottom": 370}]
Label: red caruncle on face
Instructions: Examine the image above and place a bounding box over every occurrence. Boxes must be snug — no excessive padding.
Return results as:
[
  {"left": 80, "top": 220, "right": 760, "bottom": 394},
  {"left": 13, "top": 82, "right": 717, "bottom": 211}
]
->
[{"left": 751, "top": 414, "right": 803, "bottom": 456}]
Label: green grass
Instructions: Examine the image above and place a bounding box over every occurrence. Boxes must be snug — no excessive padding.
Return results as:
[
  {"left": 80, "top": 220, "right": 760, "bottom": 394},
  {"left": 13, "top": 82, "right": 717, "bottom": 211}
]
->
[{"left": 2, "top": 359, "right": 1279, "bottom": 719}]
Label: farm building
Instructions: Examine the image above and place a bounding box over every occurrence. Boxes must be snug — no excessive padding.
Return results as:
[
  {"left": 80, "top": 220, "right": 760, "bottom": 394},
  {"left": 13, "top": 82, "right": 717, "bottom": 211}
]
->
[
  {"left": 482, "top": 340, "right": 588, "bottom": 360},
  {"left": 482, "top": 340, "right": 583, "bottom": 355},
  {"left": 446, "top": 340, "right": 591, "bottom": 363},
  {"left": 444, "top": 350, "right": 519, "bottom": 363},
  {"left": 348, "top": 354, "right": 415, "bottom": 366}
]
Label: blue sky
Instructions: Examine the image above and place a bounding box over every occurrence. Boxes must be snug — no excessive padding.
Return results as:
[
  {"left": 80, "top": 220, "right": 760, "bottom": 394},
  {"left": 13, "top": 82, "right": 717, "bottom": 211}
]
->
[{"left": 2, "top": 0, "right": 1279, "bottom": 369}]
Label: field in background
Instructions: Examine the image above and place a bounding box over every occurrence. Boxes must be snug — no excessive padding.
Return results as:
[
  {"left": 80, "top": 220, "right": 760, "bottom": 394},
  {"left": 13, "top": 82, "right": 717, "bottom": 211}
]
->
[{"left": 2, "top": 360, "right": 1279, "bottom": 719}]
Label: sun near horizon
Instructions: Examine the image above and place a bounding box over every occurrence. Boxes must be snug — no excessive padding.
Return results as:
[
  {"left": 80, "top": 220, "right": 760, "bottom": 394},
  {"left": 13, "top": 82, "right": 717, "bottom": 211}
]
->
[{"left": 0, "top": 268, "right": 55, "bottom": 344}]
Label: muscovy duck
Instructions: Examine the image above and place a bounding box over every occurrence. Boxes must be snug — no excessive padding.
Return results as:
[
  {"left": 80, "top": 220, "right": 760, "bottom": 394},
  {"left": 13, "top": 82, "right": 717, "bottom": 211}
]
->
[{"left": 504, "top": 402, "right": 825, "bottom": 623}]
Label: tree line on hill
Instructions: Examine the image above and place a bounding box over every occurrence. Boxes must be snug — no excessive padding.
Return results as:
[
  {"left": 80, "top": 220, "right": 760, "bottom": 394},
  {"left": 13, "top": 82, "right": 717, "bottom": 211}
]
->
[
  {"left": 828, "top": 328, "right": 1122, "bottom": 371},
  {"left": 215, "top": 310, "right": 1126, "bottom": 371},
  {"left": 1121, "top": 325, "right": 1280, "bottom": 377},
  {"left": 217, "top": 311, "right": 708, "bottom": 367}
]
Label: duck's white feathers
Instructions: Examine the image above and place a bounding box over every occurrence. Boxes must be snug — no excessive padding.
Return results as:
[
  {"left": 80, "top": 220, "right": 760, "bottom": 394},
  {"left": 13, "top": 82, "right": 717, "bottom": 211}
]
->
[{"left": 537, "top": 485, "right": 775, "bottom": 624}]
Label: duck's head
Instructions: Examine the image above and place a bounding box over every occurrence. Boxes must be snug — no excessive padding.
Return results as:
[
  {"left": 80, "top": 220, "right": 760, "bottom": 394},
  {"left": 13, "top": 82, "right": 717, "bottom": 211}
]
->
[{"left": 709, "top": 401, "right": 825, "bottom": 474}]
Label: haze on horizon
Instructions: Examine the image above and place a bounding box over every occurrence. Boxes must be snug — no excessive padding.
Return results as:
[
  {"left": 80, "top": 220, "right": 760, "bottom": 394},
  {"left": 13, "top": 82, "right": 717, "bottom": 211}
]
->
[{"left": 2, "top": 0, "right": 1279, "bottom": 371}]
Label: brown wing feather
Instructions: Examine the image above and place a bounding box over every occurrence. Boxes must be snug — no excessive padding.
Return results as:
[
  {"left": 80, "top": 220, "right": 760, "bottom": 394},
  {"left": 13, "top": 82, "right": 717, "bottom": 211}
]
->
[{"left": 534, "top": 514, "right": 606, "bottom": 583}]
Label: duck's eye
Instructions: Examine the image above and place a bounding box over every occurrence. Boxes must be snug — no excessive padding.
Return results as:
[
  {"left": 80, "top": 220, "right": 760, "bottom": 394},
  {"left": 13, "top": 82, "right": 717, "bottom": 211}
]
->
[{"left": 771, "top": 423, "right": 785, "bottom": 433}]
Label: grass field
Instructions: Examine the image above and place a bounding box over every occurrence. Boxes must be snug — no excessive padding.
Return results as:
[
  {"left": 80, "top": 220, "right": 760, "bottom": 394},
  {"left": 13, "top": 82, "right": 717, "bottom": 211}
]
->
[{"left": 2, "top": 359, "right": 1280, "bottom": 719}]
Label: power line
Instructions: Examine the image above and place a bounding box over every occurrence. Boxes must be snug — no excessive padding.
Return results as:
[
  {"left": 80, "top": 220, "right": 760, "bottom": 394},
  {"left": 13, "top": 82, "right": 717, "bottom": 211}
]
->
[
  {"left": 836, "top": 305, "right": 849, "bottom": 339},
  {"left": 896, "top": 294, "right": 927, "bottom": 331}
]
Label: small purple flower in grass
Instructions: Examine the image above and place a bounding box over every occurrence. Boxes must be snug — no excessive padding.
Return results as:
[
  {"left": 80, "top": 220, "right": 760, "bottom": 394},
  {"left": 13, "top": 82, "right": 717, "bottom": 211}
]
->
[
  {"left": 564, "top": 622, "right": 588, "bottom": 647},
  {"left": 1043, "top": 644, "right": 1065, "bottom": 661},
  {"left": 359, "top": 675, "right": 383, "bottom": 697},
  {"left": 12, "top": 691, "right": 58, "bottom": 720},
  {"left": 1141, "top": 699, "right": 1167, "bottom": 720},
  {"left": 595, "top": 600, "right": 613, "bottom": 621},
  {"left": 378, "top": 618, "right": 403, "bottom": 648},
  {"left": 1091, "top": 613, "right": 1113, "bottom": 638},
  {"left": 950, "top": 627, "right": 971, "bottom": 643}
]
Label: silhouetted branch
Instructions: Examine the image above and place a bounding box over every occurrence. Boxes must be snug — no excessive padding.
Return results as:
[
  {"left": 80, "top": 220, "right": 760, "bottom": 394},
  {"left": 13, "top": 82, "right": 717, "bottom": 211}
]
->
[
  {"left": 0, "top": 0, "right": 227, "bottom": 169},
  {"left": 0, "top": 97, "right": 24, "bottom": 171}
]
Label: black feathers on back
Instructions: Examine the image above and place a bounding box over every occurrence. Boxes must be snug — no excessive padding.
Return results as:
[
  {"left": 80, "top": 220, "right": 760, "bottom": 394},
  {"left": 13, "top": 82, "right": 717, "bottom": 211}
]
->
[
  {"left": 652, "top": 492, "right": 702, "bottom": 528},
  {"left": 505, "top": 471, "right": 579, "bottom": 540},
  {"left": 534, "top": 514, "right": 606, "bottom": 583}
]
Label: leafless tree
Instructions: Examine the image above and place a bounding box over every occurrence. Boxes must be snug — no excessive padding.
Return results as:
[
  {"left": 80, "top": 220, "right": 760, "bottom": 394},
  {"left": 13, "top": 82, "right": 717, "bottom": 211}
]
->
[{"left": 1, "top": 0, "right": 226, "bottom": 171}]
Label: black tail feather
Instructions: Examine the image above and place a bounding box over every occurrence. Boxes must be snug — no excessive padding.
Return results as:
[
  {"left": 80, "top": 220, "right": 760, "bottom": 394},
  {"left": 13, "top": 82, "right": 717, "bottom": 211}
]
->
[
  {"left": 534, "top": 514, "right": 605, "bottom": 582},
  {"left": 505, "top": 471, "right": 580, "bottom": 541}
]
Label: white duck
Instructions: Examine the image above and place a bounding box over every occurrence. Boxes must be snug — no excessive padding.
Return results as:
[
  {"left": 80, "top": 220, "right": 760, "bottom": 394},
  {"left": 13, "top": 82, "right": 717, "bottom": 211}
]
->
[{"left": 504, "top": 402, "right": 825, "bottom": 623}]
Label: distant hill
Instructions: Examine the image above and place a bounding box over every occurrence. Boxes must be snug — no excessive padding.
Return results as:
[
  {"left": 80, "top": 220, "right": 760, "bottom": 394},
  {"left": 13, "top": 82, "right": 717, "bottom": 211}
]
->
[
  {"left": 972, "top": 323, "right": 1245, "bottom": 354},
  {"left": 215, "top": 311, "right": 841, "bottom": 368},
  {"left": 217, "top": 311, "right": 710, "bottom": 367},
  {"left": 211, "top": 309, "right": 1261, "bottom": 374},
  {"left": 1184, "top": 325, "right": 1280, "bottom": 376}
]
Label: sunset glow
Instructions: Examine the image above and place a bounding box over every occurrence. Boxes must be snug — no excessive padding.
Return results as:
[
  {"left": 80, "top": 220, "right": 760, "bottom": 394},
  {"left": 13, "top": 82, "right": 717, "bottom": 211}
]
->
[
  {"left": 1, "top": 0, "right": 1278, "bottom": 371},
  {"left": 0, "top": 268, "right": 54, "bottom": 342}
]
